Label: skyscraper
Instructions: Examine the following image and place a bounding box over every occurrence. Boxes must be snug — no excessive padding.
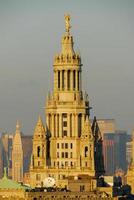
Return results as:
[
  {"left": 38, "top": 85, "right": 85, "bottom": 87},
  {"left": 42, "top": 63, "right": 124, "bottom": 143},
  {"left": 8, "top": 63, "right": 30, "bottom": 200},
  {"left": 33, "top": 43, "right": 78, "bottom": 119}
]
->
[
  {"left": 127, "top": 130, "right": 134, "bottom": 193},
  {"left": 30, "top": 15, "right": 104, "bottom": 188},
  {"left": 103, "top": 131, "right": 127, "bottom": 175},
  {"left": 12, "top": 121, "right": 23, "bottom": 182}
]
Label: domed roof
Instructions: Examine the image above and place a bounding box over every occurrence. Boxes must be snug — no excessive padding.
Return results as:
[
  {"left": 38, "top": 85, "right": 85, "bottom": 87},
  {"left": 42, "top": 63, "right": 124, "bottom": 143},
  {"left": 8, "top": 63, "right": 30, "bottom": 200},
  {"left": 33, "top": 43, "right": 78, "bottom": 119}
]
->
[{"left": 0, "top": 168, "right": 30, "bottom": 190}]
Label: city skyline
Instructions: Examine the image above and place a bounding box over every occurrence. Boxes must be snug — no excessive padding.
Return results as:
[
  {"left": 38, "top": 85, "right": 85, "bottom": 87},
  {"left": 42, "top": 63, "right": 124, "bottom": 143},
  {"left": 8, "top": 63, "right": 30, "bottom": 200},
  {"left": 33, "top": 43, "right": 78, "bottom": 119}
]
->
[{"left": 0, "top": 0, "right": 134, "bottom": 134}]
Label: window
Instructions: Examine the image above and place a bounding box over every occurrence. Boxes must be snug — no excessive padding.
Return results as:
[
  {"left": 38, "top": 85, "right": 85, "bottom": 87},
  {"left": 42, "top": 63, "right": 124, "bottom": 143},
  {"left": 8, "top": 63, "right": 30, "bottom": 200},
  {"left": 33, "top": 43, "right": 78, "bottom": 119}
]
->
[
  {"left": 63, "top": 113, "right": 67, "bottom": 118},
  {"left": 85, "top": 146, "right": 88, "bottom": 157},
  {"left": 85, "top": 162, "right": 87, "bottom": 167},
  {"left": 37, "top": 146, "right": 41, "bottom": 157},
  {"left": 63, "top": 130, "right": 67, "bottom": 137},
  {"left": 65, "top": 152, "right": 68, "bottom": 158},
  {"left": 61, "top": 162, "right": 64, "bottom": 168},
  {"left": 57, "top": 152, "right": 59, "bottom": 158},
  {"left": 65, "top": 143, "right": 68, "bottom": 149},
  {"left": 57, "top": 143, "right": 59, "bottom": 149},
  {"left": 63, "top": 121, "right": 67, "bottom": 127},
  {"left": 62, "top": 175, "right": 66, "bottom": 179},
  {"left": 67, "top": 70, "right": 70, "bottom": 89},
  {"left": 62, "top": 152, "right": 64, "bottom": 158},
  {"left": 80, "top": 185, "right": 85, "bottom": 192},
  {"left": 70, "top": 143, "right": 73, "bottom": 149},
  {"left": 65, "top": 161, "right": 68, "bottom": 166},
  {"left": 78, "top": 114, "right": 82, "bottom": 137},
  {"left": 61, "top": 143, "right": 64, "bottom": 149},
  {"left": 70, "top": 152, "right": 73, "bottom": 158},
  {"left": 38, "top": 161, "right": 41, "bottom": 166},
  {"left": 36, "top": 174, "right": 41, "bottom": 181}
]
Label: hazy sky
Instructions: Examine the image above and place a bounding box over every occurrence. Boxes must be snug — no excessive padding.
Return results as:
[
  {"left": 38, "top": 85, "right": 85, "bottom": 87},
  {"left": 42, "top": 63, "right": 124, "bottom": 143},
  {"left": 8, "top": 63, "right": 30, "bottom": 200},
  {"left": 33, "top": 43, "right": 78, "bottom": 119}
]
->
[{"left": 0, "top": 0, "right": 134, "bottom": 135}]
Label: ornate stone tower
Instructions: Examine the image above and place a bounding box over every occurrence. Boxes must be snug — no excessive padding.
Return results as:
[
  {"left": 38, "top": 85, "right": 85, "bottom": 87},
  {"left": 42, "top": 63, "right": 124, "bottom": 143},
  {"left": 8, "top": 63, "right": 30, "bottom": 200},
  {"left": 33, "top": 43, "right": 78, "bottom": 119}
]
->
[
  {"left": 45, "top": 15, "right": 95, "bottom": 180},
  {"left": 29, "top": 15, "right": 104, "bottom": 188},
  {"left": 30, "top": 116, "right": 47, "bottom": 187},
  {"left": 12, "top": 121, "right": 23, "bottom": 182}
]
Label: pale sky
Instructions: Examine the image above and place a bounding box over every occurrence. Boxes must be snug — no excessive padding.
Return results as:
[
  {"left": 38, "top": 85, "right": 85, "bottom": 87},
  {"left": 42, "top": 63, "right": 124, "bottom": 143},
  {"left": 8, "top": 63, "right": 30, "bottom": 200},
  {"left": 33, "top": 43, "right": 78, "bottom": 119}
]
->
[{"left": 0, "top": 0, "right": 134, "bottom": 135}]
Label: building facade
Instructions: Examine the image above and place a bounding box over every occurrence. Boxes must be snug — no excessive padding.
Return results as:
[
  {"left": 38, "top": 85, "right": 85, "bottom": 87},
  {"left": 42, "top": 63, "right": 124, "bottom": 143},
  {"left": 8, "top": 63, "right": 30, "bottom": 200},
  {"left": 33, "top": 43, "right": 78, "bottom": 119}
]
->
[{"left": 29, "top": 15, "right": 104, "bottom": 188}]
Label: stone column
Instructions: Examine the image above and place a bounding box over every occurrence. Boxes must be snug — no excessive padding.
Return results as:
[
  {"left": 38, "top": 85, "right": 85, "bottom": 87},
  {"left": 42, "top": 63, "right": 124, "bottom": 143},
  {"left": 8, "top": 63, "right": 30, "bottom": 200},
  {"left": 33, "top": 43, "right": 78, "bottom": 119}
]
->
[
  {"left": 76, "top": 70, "right": 78, "bottom": 91},
  {"left": 55, "top": 114, "right": 57, "bottom": 138},
  {"left": 71, "top": 70, "right": 73, "bottom": 91},
  {"left": 72, "top": 114, "right": 75, "bottom": 137},
  {"left": 82, "top": 114, "right": 85, "bottom": 132},
  {"left": 68, "top": 114, "right": 70, "bottom": 137},
  {"left": 65, "top": 70, "right": 68, "bottom": 90},
  {"left": 75, "top": 114, "right": 78, "bottom": 137},
  {"left": 78, "top": 71, "right": 79, "bottom": 91},
  {"left": 79, "top": 71, "right": 82, "bottom": 91},
  {"left": 46, "top": 114, "right": 49, "bottom": 129},
  {"left": 52, "top": 114, "right": 54, "bottom": 137}
]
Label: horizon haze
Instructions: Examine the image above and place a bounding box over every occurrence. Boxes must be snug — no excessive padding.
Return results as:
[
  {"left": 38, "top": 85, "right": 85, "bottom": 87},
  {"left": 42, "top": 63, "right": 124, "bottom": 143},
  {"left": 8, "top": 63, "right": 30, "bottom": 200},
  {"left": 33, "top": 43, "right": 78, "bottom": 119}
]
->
[{"left": 0, "top": 0, "right": 134, "bottom": 135}]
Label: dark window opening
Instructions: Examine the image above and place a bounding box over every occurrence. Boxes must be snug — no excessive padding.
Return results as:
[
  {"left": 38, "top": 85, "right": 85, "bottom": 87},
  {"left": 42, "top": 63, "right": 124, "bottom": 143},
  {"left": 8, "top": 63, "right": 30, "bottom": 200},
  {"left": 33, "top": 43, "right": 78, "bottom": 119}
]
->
[
  {"left": 37, "top": 146, "right": 41, "bottom": 157},
  {"left": 58, "top": 71, "right": 60, "bottom": 89},
  {"left": 85, "top": 146, "right": 88, "bottom": 157}
]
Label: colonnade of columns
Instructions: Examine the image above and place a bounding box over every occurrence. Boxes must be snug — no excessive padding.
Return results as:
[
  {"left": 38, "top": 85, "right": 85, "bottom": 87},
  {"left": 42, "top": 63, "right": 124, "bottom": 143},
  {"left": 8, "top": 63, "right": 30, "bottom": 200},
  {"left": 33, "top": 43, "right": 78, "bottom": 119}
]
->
[
  {"left": 54, "top": 69, "right": 81, "bottom": 91},
  {"left": 46, "top": 113, "right": 85, "bottom": 138}
]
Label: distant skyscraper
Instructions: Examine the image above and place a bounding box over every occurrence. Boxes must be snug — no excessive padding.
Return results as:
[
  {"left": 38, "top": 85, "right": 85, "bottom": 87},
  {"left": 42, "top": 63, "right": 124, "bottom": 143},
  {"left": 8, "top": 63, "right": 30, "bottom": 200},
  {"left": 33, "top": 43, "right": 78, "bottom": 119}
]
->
[
  {"left": 97, "top": 119, "right": 116, "bottom": 139},
  {"left": 103, "top": 137, "right": 115, "bottom": 175},
  {"left": 126, "top": 134, "right": 133, "bottom": 167},
  {"left": 103, "top": 131, "right": 127, "bottom": 175},
  {"left": 127, "top": 130, "right": 134, "bottom": 193},
  {"left": 12, "top": 121, "right": 23, "bottom": 182},
  {"left": 0, "top": 139, "right": 3, "bottom": 178},
  {"left": 126, "top": 141, "right": 132, "bottom": 166},
  {"left": 21, "top": 135, "right": 32, "bottom": 173},
  {"left": 0, "top": 133, "right": 13, "bottom": 178}
]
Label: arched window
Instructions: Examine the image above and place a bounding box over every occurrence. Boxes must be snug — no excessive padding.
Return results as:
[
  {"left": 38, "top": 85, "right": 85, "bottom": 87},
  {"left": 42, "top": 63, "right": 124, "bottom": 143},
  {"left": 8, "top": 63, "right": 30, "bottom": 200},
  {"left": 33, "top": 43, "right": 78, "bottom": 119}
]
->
[
  {"left": 85, "top": 146, "right": 88, "bottom": 157},
  {"left": 37, "top": 146, "right": 41, "bottom": 157}
]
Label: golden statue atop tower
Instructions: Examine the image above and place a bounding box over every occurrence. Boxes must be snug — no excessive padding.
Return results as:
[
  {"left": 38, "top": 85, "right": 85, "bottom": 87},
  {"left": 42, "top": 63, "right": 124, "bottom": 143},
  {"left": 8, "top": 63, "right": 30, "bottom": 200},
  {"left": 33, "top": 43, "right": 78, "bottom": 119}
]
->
[{"left": 64, "top": 14, "right": 71, "bottom": 33}]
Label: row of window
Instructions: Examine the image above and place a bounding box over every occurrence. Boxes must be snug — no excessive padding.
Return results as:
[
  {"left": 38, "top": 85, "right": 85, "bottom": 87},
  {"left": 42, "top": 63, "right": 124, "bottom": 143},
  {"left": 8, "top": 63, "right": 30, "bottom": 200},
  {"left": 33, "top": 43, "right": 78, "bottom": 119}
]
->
[
  {"left": 57, "top": 152, "right": 73, "bottom": 158},
  {"left": 54, "top": 161, "right": 75, "bottom": 167},
  {"left": 36, "top": 173, "right": 67, "bottom": 181},
  {"left": 57, "top": 143, "right": 73, "bottom": 149}
]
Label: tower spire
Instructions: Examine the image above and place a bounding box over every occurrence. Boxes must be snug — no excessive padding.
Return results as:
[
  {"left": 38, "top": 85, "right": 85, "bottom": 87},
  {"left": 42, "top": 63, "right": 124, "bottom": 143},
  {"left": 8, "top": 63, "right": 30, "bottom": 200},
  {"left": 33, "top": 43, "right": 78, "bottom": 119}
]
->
[
  {"left": 12, "top": 121, "right": 23, "bottom": 182},
  {"left": 16, "top": 120, "right": 20, "bottom": 132}
]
